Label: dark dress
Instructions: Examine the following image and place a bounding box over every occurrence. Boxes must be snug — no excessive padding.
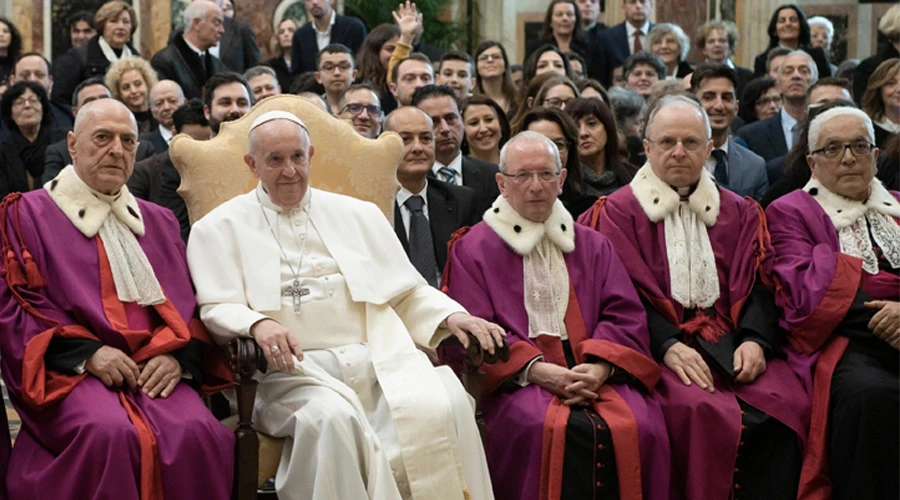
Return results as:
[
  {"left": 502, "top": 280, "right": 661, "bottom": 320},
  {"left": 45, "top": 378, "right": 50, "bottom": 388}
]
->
[
  {"left": 266, "top": 57, "right": 293, "bottom": 93},
  {"left": 0, "top": 126, "right": 67, "bottom": 198},
  {"left": 132, "top": 109, "right": 155, "bottom": 135}
]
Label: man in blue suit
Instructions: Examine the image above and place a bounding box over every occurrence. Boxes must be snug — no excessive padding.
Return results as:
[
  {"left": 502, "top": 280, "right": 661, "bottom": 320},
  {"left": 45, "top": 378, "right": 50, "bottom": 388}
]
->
[
  {"left": 692, "top": 64, "right": 768, "bottom": 200},
  {"left": 291, "top": 0, "right": 368, "bottom": 75},
  {"left": 593, "top": 0, "right": 653, "bottom": 86}
]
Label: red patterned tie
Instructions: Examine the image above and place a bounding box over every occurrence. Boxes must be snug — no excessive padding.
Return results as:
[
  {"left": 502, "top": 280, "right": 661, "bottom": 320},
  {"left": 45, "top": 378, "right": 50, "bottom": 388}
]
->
[{"left": 634, "top": 30, "right": 643, "bottom": 53}]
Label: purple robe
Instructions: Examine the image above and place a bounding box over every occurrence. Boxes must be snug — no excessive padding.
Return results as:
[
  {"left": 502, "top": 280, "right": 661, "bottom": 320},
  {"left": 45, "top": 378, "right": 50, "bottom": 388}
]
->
[
  {"left": 0, "top": 190, "right": 234, "bottom": 500},
  {"left": 582, "top": 187, "right": 810, "bottom": 500},
  {"left": 444, "top": 221, "right": 672, "bottom": 500},
  {"left": 765, "top": 189, "right": 900, "bottom": 500}
]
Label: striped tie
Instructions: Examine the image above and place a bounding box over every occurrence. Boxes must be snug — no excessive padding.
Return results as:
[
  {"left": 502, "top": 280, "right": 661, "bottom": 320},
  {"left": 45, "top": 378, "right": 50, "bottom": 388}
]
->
[{"left": 438, "top": 166, "right": 457, "bottom": 185}]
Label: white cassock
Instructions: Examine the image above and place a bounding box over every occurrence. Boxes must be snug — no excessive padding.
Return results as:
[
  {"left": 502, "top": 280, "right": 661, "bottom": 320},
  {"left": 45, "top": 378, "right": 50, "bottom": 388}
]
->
[{"left": 187, "top": 184, "right": 493, "bottom": 500}]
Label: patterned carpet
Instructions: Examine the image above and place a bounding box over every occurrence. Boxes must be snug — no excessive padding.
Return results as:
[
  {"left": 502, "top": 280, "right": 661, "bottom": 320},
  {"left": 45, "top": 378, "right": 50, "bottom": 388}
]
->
[{"left": 3, "top": 381, "right": 19, "bottom": 443}]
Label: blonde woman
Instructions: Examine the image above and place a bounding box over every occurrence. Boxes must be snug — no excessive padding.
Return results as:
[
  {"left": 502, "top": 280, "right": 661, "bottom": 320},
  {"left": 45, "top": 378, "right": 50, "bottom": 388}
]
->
[{"left": 106, "top": 56, "right": 159, "bottom": 133}]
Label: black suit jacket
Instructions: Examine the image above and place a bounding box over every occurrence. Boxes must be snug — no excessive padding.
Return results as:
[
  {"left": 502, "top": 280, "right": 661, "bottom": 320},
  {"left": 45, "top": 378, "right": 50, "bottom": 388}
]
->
[
  {"left": 140, "top": 127, "right": 168, "bottom": 154},
  {"left": 736, "top": 109, "right": 789, "bottom": 163},
  {"left": 752, "top": 45, "right": 832, "bottom": 79},
  {"left": 393, "top": 179, "right": 478, "bottom": 273},
  {"left": 266, "top": 57, "right": 293, "bottom": 92},
  {"left": 42, "top": 137, "right": 156, "bottom": 184},
  {"left": 459, "top": 156, "right": 500, "bottom": 218},
  {"left": 291, "top": 14, "right": 368, "bottom": 75},
  {"left": 734, "top": 65, "right": 753, "bottom": 97},
  {"left": 591, "top": 22, "right": 654, "bottom": 87},
  {"left": 218, "top": 17, "right": 262, "bottom": 73},
  {"left": 151, "top": 36, "right": 227, "bottom": 100},
  {"left": 157, "top": 156, "right": 191, "bottom": 241},
  {"left": 127, "top": 151, "right": 170, "bottom": 202}
]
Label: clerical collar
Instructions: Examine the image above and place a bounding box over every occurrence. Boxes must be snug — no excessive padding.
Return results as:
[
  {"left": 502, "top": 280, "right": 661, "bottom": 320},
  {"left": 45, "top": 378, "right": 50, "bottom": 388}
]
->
[{"left": 255, "top": 182, "right": 311, "bottom": 214}]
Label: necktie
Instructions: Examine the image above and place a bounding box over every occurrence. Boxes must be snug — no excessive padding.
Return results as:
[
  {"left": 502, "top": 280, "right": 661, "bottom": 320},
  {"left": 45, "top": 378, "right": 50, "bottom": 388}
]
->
[
  {"left": 633, "top": 30, "right": 643, "bottom": 53},
  {"left": 438, "top": 166, "right": 457, "bottom": 185},
  {"left": 404, "top": 195, "right": 438, "bottom": 287},
  {"left": 790, "top": 124, "right": 800, "bottom": 148},
  {"left": 712, "top": 149, "right": 728, "bottom": 186}
]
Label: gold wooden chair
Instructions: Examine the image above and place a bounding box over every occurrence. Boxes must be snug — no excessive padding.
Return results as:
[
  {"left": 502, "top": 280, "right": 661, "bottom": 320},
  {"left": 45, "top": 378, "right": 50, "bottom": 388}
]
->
[{"left": 169, "top": 95, "right": 507, "bottom": 500}]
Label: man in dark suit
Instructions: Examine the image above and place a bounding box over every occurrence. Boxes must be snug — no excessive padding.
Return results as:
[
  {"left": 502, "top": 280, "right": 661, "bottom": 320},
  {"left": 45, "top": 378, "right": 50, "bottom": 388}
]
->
[
  {"left": 578, "top": 0, "right": 608, "bottom": 47},
  {"left": 412, "top": 85, "right": 500, "bottom": 218},
  {"left": 593, "top": 0, "right": 653, "bottom": 86},
  {"left": 214, "top": 15, "right": 262, "bottom": 73},
  {"left": 140, "top": 80, "right": 186, "bottom": 154},
  {"left": 692, "top": 64, "right": 768, "bottom": 199},
  {"left": 385, "top": 106, "right": 479, "bottom": 286},
  {"left": 42, "top": 77, "right": 156, "bottom": 184},
  {"left": 8, "top": 53, "right": 74, "bottom": 131},
  {"left": 151, "top": 1, "right": 227, "bottom": 100},
  {"left": 291, "top": 0, "right": 368, "bottom": 75},
  {"left": 738, "top": 50, "right": 817, "bottom": 164}
]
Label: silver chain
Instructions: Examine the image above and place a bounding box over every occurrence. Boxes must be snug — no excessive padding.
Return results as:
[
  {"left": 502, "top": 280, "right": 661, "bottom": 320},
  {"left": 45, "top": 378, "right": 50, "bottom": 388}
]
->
[{"left": 256, "top": 189, "right": 313, "bottom": 283}]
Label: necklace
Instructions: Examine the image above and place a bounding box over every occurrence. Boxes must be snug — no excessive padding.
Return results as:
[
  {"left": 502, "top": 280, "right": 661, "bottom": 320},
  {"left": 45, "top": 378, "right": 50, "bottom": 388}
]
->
[{"left": 256, "top": 190, "right": 312, "bottom": 314}]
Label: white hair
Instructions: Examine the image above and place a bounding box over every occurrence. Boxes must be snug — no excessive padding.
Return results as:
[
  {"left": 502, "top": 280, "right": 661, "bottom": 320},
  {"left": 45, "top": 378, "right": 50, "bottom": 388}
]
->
[
  {"left": 808, "top": 107, "right": 875, "bottom": 152},
  {"left": 183, "top": 0, "right": 217, "bottom": 29},
  {"left": 808, "top": 16, "right": 834, "bottom": 40},
  {"left": 645, "top": 95, "right": 712, "bottom": 140},
  {"left": 499, "top": 131, "right": 561, "bottom": 173},
  {"left": 647, "top": 23, "right": 691, "bottom": 63},
  {"left": 783, "top": 50, "right": 819, "bottom": 82},
  {"left": 879, "top": 4, "right": 900, "bottom": 39}
]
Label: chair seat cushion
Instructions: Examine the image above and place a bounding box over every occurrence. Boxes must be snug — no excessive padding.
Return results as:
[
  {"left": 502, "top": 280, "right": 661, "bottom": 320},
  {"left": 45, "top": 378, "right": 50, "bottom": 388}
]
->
[{"left": 221, "top": 415, "right": 285, "bottom": 488}]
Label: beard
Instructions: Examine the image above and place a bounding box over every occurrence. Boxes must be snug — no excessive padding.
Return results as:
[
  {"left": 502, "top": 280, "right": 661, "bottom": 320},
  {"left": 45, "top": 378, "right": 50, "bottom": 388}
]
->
[{"left": 209, "top": 111, "right": 243, "bottom": 135}]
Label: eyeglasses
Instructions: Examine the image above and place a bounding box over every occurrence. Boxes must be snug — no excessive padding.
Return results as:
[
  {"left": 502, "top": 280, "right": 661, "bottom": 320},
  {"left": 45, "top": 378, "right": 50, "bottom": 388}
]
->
[
  {"left": 320, "top": 62, "right": 352, "bottom": 72},
  {"left": 646, "top": 136, "right": 708, "bottom": 152},
  {"left": 542, "top": 97, "right": 574, "bottom": 109},
  {"left": 500, "top": 170, "right": 560, "bottom": 184},
  {"left": 12, "top": 96, "right": 40, "bottom": 109},
  {"left": 477, "top": 53, "right": 503, "bottom": 62},
  {"left": 756, "top": 96, "right": 783, "bottom": 106},
  {"left": 810, "top": 140, "right": 876, "bottom": 159},
  {"left": 340, "top": 103, "right": 383, "bottom": 117}
]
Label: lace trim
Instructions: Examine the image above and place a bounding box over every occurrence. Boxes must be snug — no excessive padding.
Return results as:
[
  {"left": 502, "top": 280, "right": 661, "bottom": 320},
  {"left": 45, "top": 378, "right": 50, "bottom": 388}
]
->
[
  {"left": 524, "top": 237, "right": 570, "bottom": 339},
  {"left": 665, "top": 203, "right": 720, "bottom": 309}
]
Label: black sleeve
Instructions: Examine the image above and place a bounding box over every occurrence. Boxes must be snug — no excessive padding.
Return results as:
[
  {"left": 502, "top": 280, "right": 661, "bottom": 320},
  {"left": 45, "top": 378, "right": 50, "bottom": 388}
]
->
[
  {"left": 169, "top": 339, "right": 204, "bottom": 385},
  {"left": 834, "top": 289, "right": 878, "bottom": 339},
  {"left": 50, "top": 52, "right": 84, "bottom": 107},
  {"left": 640, "top": 296, "right": 682, "bottom": 361},
  {"left": 45, "top": 338, "right": 104, "bottom": 373},
  {"left": 736, "top": 279, "right": 783, "bottom": 356},
  {"left": 240, "top": 23, "right": 263, "bottom": 71},
  {"left": 42, "top": 144, "right": 67, "bottom": 184}
]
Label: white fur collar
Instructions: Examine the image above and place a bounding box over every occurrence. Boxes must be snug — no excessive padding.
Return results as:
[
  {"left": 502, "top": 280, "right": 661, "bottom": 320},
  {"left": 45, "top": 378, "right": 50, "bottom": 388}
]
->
[
  {"left": 630, "top": 163, "right": 720, "bottom": 226},
  {"left": 804, "top": 177, "right": 900, "bottom": 229},
  {"left": 44, "top": 165, "right": 145, "bottom": 238},
  {"left": 483, "top": 195, "right": 575, "bottom": 255}
]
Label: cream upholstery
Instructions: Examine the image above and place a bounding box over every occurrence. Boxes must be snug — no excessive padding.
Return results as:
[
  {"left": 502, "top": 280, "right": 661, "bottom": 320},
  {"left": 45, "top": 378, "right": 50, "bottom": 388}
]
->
[{"left": 169, "top": 94, "right": 403, "bottom": 225}]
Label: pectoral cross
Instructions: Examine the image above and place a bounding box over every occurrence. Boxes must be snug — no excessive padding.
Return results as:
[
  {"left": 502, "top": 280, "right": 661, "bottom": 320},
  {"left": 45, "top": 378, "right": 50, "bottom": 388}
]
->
[{"left": 283, "top": 279, "right": 310, "bottom": 314}]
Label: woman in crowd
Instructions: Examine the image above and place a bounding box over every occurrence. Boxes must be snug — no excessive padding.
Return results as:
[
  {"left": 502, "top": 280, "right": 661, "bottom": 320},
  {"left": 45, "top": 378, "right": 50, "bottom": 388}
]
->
[
  {"left": 523, "top": 0, "right": 587, "bottom": 66},
  {"left": 473, "top": 41, "right": 518, "bottom": 115},
  {"left": 739, "top": 77, "right": 782, "bottom": 125},
  {"left": 647, "top": 23, "right": 693, "bottom": 79},
  {"left": 861, "top": 58, "right": 900, "bottom": 149},
  {"left": 356, "top": 23, "right": 402, "bottom": 114},
  {"left": 623, "top": 51, "right": 665, "bottom": 99},
  {"left": 808, "top": 16, "right": 838, "bottom": 75},
  {"left": 696, "top": 20, "right": 753, "bottom": 95},
  {"left": 461, "top": 94, "right": 510, "bottom": 165},
  {"left": 566, "top": 97, "right": 636, "bottom": 197},
  {"left": 752, "top": 4, "right": 832, "bottom": 78},
  {"left": 853, "top": 5, "right": 899, "bottom": 103},
  {"left": 221, "top": 0, "right": 235, "bottom": 18},
  {"left": 533, "top": 74, "right": 580, "bottom": 112},
  {"left": 517, "top": 106, "right": 596, "bottom": 217},
  {"left": 576, "top": 78, "right": 609, "bottom": 104},
  {"left": 508, "top": 72, "right": 556, "bottom": 132},
  {"left": 52, "top": 1, "right": 139, "bottom": 105},
  {"left": 522, "top": 44, "right": 574, "bottom": 88},
  {"left": 0, "top": 17, "right": 22, "bottom": 84},
  {"left": 0, "top": 81, "right": 66, "bottom": 197},
  {"left": 267, "top": 18, "right": 298, "bottom": 92},
  {"left": 106, "top": 56, "right": 158, "bottom": 134}
]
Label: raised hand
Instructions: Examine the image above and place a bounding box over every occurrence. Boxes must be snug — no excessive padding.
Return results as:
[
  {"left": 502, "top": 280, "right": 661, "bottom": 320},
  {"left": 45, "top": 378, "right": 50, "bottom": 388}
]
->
[
  {"left": 392, "top": 1, "right": 422, "bottom": 44},
  {"left": 251, "top": 318, "right": 304, "bottom": 372},
  {"left": 663, "top": 341, "right": 715, "bottom": 392}
]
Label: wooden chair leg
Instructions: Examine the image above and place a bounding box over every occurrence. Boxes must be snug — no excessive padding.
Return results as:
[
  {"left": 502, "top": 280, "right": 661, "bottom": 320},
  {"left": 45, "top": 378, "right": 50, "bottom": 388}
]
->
[
  {"left": 229, "top": 338, "right": 266, "bottom": 500},
  {"left": 463, "top": 367, "right": 487, "bottom": 446}
]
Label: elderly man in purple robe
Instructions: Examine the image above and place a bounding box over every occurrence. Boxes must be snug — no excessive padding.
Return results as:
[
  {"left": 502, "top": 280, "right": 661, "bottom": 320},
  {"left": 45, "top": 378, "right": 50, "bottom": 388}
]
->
[
  {"left": 0, "top": 99, "right": 235, "bottom": 499},
  {"left": 444, "top": 130, "right": 672, "bottom": 500},
  {"left": 580, "top": 94, "right": 810, "bottom": 500},
  {"left": 765, "top": 107, "right": 898, "bottom": 500}
]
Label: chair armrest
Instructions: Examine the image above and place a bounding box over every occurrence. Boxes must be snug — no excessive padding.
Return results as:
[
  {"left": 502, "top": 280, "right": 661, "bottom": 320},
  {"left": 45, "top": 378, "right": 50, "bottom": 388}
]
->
[
  {"left": 228, "top": 337, "right": 267, "bottom": 376},
  {"left": 442, "top": 332, "right": 510, "bottom": 368},
  {"left": 226, "top": 338, "right": 266, "bottom": 500}
]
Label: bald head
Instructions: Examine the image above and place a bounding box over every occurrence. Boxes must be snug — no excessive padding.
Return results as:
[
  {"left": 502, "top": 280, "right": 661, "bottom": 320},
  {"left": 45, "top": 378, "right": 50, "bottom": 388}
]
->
[
  {"left": 149, "top": 80, "right": 185, "bottom": 129},
  {"left": 385, "top": 107, "right": 435, "bottom": 187},
  {"left": 384, "top": 106, "right": 432, "bottom": 132},
  {"left": 69, "top": 99, "right": 140, "bottom": 194}
]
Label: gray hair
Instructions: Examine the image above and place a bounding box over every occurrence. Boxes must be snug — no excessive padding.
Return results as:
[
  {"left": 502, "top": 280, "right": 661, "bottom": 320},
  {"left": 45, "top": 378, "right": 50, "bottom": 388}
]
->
[
  {"left": 807, "top": 16, "right": 834, "bottom": 41},
  {"left": 644, "top": 95, "right": 711, "bottom": 140},
  {"left": 808, "top": 107, "right": 875, "bottom": 151},
  {"left": 647, "top": 23, "right": 691, "bottom": 63},
  {"left": 878, "top": 4, "right": 900, "bottom": 40},
  {"left": 499, "top": 131, "right": 561, "bottom": 173},
  {"left": 782, "top": 50, "right": 819, "bottom": 82},
  {"left": 183, "top": 0, "right": 217, "bottom": 29},
  {"left": 607, "top": 86, "right": 646, "bottom": 131},
  {"left": 243, "top": 65, "right": 278, "bottom": 82}
]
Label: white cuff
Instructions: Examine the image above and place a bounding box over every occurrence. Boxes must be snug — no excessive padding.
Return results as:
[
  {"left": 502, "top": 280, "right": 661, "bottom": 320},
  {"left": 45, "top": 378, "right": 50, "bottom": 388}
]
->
[
  {"left": 513, "top": 356, "right": 544, "bottom": 387},
  {"left": 73, "top": 360, "right": 87, "bottom": 374}
]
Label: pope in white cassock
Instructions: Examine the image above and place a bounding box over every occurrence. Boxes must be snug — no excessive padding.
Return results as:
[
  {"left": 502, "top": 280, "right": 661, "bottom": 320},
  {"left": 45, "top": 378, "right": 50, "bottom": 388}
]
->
[{"left": 186, "top": 110, "right": 503, "bottom": 500}]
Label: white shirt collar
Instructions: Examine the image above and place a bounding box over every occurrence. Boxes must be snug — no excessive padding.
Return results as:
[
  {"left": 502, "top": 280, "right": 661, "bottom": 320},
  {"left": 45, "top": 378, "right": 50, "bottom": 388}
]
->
[
  {"left": 432, "top": 152, "right": 464, "bottom": 182},
  {"left": 255, "top": 182, "right": 311, "bottom": 214},
  {"left": 315, "top": 10, "right": 336, "bottom": 34},
  {"left": 158, "top": 124, "right": 173, "bottom": 144},
  {"left": 781, "top": 109, "right": 799, "bottom": 147},
  {"left": 182, "top": 36, "right": 206, "bottom": 57},
  {"left": 703, "top": 140, "right": 730, "bottom": 174},
  {"left": 396, "top": 179, "right": 429, "bottom": 209},
  {"left": 626, "top": 21, "right": 650, "bottom": 37}
]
